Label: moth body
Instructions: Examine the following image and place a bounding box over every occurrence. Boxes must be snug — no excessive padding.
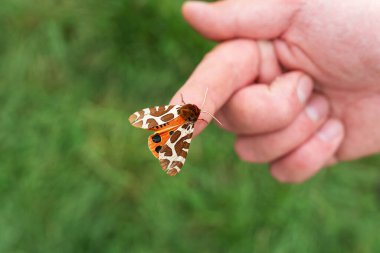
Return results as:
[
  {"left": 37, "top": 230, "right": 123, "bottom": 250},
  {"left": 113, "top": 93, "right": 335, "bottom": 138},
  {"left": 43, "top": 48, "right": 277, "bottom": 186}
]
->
[{"left": 129, "top": 103, "right": 200, "bottom": 176}]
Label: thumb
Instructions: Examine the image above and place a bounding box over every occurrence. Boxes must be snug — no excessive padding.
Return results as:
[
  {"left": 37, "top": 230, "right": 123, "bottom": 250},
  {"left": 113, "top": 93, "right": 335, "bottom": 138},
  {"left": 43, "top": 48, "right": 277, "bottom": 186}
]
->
[{"left": 182, "top": 0, "right": 303, "bottom": 40}]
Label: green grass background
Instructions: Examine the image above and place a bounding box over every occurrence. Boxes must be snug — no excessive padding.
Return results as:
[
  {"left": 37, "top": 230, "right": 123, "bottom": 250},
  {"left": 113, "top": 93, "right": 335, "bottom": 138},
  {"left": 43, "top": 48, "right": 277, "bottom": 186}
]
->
[{"left": 1, "top": 0, "right": 380, "bottom": 252}]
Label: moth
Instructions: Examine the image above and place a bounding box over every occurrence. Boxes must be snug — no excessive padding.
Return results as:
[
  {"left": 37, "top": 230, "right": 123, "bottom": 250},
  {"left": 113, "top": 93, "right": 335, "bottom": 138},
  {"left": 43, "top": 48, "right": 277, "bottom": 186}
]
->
[{"left": 129, "top": 89, "right": 220, "bottom": 176}]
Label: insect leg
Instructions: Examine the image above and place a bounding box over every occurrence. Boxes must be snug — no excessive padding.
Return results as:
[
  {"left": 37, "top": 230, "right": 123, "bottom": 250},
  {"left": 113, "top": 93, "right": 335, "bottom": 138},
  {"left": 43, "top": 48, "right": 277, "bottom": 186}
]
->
[{"left": 181, "top": 94, "right": 186, "bottom": 105}]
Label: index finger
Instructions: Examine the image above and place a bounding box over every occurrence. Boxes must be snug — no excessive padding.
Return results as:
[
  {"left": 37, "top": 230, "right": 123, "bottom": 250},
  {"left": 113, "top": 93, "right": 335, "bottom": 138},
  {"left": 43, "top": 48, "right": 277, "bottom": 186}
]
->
[{"left": 170, "top": 39, "right": 259, "bottom": 136}]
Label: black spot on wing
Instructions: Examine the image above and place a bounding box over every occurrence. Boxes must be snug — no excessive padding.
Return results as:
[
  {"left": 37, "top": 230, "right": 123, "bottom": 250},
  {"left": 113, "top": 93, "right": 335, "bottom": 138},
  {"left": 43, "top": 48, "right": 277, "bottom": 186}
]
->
[
  {"left": 152, "top": 134, "right": 161, "bottom": 143},
  {"left": 155, "top": 146, "right": 162, "bottom": 153}
]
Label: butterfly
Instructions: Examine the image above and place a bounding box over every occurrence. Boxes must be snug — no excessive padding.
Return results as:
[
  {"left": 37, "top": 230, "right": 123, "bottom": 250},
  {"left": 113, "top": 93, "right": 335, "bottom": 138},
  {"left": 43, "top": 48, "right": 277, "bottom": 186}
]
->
[{"left": 129, "top": 88, "right": 220, "bottom": 176}]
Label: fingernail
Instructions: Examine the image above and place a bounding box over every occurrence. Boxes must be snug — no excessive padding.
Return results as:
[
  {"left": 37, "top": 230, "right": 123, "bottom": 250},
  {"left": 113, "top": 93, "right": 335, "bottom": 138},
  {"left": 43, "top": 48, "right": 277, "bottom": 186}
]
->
[
  {"left": 297, "top": 76, "right": 312, "bottom": 103},
  {"left": 317, "top": 120, "right": 343, "bottom": 142},
  {"left": 305, "top": 97, "right": 328, "bottom": 122}
]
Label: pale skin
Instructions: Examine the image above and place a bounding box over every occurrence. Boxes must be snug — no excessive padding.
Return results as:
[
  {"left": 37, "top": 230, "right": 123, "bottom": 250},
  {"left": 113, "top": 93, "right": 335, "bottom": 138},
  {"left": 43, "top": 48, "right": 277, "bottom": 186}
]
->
[{"left": 170, "top": 0, "right": 380, "bottom": 183}]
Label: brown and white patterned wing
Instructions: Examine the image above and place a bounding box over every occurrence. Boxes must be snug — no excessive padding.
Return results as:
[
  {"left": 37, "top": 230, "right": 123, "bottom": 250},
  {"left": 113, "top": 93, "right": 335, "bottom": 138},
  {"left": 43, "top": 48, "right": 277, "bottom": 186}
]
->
[
  {"left": 159, "top": 123, "right": 194, "bottom": 176},
  {"left": 128, "top": 105, "right": 181, "bottom": 130}
]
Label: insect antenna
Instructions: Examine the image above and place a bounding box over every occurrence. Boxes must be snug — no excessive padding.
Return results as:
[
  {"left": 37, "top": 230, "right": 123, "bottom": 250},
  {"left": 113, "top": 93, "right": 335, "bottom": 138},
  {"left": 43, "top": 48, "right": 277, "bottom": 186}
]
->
[
  {"left": 201, "top": 110, "right": 223, "bottom": 126},
  {"left": 200, "top": 87, "right": 208, "bottom": 111},
  {"left": 199, "top": 87, "right": 223, "bottom": 126}
]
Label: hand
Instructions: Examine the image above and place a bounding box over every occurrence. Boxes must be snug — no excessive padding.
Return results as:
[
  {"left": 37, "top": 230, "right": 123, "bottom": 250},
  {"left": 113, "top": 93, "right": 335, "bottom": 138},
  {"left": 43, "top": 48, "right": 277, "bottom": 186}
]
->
[{"left": 171, "top": 0, "right": 380, "bottom": 183}]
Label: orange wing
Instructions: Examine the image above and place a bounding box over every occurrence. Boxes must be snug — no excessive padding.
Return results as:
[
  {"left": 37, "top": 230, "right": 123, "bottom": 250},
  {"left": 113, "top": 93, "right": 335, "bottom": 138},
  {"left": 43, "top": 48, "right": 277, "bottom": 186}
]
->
[{"left": 147, "top": 116, "right": 186, "bottom": 158}]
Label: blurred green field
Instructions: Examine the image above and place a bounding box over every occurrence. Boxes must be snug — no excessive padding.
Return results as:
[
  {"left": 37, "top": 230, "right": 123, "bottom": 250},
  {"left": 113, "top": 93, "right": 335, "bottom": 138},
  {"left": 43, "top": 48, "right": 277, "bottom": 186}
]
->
[{"left": 1, "top": 0, "right": 380, "bottom": 252}]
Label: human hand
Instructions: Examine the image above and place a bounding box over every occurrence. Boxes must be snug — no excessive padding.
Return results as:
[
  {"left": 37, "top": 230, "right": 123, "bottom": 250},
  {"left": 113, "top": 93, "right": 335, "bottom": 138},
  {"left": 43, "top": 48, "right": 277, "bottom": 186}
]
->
[{"left": 171, "top": 0, "right": 380, "bottom": 183}]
